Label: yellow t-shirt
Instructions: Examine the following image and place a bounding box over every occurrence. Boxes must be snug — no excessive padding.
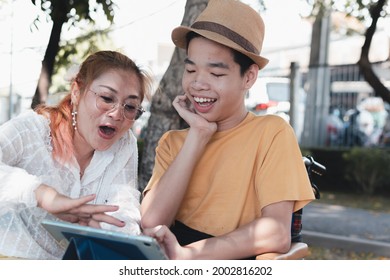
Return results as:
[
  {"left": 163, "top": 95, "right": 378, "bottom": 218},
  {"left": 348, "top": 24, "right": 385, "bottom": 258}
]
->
[{"left": 144, "top": 112, "right": 315, "bottom": 236}]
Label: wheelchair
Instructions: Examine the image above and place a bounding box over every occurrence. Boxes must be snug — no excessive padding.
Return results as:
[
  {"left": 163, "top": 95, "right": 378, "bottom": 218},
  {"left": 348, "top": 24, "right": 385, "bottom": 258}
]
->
[{"left": 256, "top": 156, "right": 326, "bottom": 260}]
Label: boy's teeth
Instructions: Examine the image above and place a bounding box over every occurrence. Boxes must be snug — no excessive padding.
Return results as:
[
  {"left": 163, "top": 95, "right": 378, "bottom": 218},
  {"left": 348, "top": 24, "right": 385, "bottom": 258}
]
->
[{"left": 194, "top": 97, "right": 215, "bottom": 103}]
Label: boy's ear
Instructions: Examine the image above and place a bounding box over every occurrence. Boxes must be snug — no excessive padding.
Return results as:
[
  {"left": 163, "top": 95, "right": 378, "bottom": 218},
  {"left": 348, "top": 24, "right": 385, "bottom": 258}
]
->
[{"left": 244, "top": 64, "right": 259, "bottom": 89}]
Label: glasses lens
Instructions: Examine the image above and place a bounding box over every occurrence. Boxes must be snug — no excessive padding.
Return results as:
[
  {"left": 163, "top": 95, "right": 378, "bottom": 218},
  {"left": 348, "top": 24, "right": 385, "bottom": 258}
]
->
[
  {"left": 123, "top": 104, "right": 143, "bottom": 120},
  {"left": 94, "top": 90, "right": 143, "bottom": 120},
  {"left": 95, "top": 92, "right": 116, "bottom": 111}
]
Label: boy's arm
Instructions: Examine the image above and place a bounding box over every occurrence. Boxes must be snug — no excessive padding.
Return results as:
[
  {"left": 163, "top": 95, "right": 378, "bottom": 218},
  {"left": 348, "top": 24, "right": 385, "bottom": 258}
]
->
[
  {"left": 141, "top": 94, "right": 217, "bottom": 229},
  {"left": 144, "top": 200, "right": 294, "bottom": 260},
  {"left": 141, "top": 130, "right": 206, "bottom": 227}
]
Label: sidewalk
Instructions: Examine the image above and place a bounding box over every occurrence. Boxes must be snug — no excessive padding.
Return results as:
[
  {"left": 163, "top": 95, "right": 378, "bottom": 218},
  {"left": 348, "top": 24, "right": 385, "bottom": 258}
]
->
[{"left": 301, "top": 202, "right": 390, "bottom": 257}]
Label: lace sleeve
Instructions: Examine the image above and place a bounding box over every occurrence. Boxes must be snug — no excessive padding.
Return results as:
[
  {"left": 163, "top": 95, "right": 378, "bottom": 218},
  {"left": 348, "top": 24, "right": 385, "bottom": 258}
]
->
[{"left": 0, "top": 114, "right": 44, "bottom": 206}]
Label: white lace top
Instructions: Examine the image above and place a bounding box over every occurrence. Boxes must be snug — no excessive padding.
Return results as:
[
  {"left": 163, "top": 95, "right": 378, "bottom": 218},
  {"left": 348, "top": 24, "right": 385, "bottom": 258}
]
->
[{"left": 0, "top": 110, "right": 141, "bottom": 259}]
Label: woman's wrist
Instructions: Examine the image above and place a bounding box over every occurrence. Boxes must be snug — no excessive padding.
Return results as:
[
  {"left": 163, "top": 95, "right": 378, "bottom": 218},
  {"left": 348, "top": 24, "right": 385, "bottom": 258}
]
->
[{"left": 34, "top": 184, "right": 55, "bottom": 209}]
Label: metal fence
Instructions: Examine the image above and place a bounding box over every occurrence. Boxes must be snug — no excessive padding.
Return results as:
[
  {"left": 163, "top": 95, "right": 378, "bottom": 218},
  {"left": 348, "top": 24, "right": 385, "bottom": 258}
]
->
[{"left": 256, "top": 60, "right": 390, "bottom": 148}]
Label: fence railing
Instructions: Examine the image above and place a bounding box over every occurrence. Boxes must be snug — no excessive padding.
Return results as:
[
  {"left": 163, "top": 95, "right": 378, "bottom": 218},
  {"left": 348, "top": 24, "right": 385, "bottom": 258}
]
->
[{"left": 256, "top": 60, "right": 390, "bottom": 148}]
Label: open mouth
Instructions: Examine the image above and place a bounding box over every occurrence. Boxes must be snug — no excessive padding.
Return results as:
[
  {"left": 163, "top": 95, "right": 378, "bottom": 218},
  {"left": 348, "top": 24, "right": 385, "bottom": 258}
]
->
[
  {"left": 193, "top": 96, "right": 216, "bottom": 107},
  {"left": 99, "top": 125, "right": 116, "bottom": 137}
]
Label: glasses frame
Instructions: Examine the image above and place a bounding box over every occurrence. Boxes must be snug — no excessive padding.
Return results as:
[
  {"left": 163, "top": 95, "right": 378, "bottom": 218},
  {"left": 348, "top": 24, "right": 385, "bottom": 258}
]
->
[{"left": 89, "top": 89, "right": 145, "bottom": 121}]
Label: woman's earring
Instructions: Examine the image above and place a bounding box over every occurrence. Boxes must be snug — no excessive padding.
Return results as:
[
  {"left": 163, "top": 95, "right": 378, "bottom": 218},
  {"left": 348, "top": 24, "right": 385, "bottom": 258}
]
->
[{"left": 72, "top": 110, "right": 78, "bottom": 130}]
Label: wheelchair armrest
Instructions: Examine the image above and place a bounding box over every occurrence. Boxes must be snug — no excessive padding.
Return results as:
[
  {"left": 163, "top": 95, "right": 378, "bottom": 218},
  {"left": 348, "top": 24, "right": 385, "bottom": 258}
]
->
[{"left": 255, "top": 242, "right": 309, "bottom": 260}]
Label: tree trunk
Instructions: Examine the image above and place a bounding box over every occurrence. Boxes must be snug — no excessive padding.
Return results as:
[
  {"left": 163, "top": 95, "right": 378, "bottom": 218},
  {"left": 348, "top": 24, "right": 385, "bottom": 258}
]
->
[
  {"left": 357, "top": 0, "right": 390, "bottom": 104},
  {"left": 31, "top": 6, "right": 68, "bottom": 109},
  {"left": 138, "top": 0, "right": 208, "bottom": 191}
]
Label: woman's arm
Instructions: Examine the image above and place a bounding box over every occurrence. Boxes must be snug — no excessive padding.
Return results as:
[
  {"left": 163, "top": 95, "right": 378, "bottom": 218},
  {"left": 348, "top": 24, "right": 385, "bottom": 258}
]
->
[
  {"left": 35, "top": 184, "right": 125, "bottom": 228},
  {"left": 0, "top": 116, "right": 44, "bottom": 206}
]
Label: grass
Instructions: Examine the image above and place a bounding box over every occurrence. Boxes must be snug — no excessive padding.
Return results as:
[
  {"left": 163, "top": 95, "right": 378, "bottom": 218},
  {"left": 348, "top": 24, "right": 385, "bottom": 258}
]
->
[{"left": 304, "top": 190, "right": 390, "bottom": 260}]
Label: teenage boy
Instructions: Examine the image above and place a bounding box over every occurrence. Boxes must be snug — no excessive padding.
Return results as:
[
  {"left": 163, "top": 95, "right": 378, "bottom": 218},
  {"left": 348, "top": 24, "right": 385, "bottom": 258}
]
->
[{"left": 141, "top": 0, "right": 315, "bottom": 260}]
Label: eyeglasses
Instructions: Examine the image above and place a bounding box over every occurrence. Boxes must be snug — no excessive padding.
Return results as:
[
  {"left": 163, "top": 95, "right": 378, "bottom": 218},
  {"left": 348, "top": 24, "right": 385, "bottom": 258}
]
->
[{"left": 89, "top": 89, "right": 145, "bottom": 121}]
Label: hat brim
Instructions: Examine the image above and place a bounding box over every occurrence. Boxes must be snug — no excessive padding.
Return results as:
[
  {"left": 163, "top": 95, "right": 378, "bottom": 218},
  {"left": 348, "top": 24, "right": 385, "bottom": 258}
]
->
[{"left": 172, "top": 26, "right": 269, "bottom": 70}]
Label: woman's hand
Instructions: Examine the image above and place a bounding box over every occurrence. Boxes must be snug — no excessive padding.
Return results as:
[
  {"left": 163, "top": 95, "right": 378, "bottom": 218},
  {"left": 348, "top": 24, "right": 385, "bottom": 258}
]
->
[
  {"left": 143, "top": 225, "right": 191, "bottom": 260},
  {"left": 35, "top": 184, "right": 125, "bottom": 228}
]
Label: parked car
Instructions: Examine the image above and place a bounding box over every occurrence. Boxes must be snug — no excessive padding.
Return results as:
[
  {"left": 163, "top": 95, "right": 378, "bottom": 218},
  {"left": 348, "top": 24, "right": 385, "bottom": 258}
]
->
[{"left": 245, "top": 77, "right": 306, "bottom": 141}]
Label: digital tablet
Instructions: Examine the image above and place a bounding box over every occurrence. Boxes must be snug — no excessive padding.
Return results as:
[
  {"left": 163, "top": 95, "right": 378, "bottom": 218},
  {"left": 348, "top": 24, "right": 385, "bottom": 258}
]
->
[{"left": 41, "top": 219, "right": 168, "bottom": 260}]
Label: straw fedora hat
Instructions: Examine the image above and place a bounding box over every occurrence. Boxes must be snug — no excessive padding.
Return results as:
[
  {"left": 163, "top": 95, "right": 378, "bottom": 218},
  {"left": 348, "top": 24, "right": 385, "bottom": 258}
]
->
[{"left": 171, "top": 0, "right": 269, "bottom": 69}]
